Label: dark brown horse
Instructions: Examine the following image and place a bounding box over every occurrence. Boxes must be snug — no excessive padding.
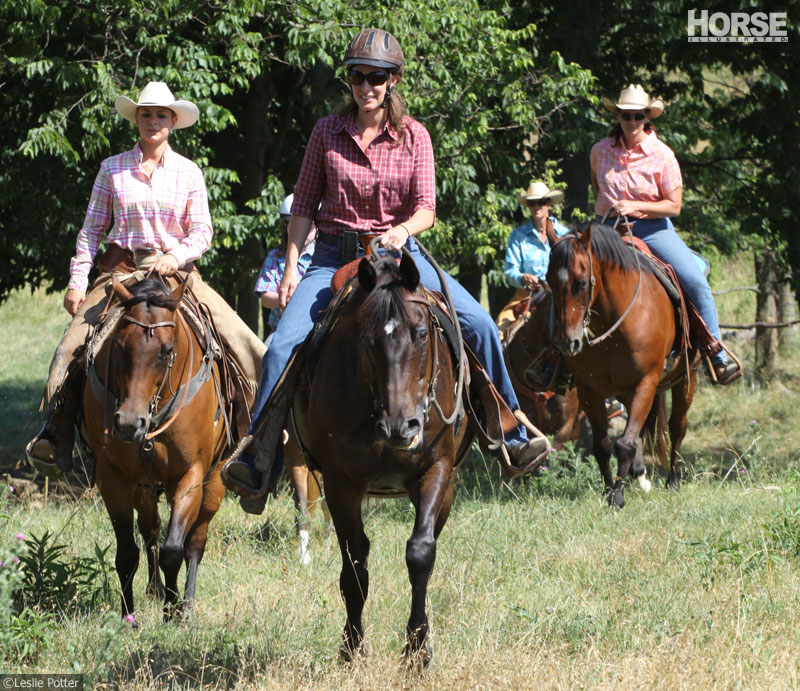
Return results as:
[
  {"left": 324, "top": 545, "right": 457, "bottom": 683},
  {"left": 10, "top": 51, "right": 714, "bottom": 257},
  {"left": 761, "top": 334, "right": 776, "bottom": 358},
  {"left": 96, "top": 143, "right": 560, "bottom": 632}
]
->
[
  {"left": 292, "top": 248, "right": 472, "bottom": 667},
  {"left": 546, "top": 221, "right": 699, "bottom": 508},
  {"left": 502, "top": 288, "right": 584, "bottom": 451},
  {"left": 81, "top": 276, "right": 228, "bottom": 622}
]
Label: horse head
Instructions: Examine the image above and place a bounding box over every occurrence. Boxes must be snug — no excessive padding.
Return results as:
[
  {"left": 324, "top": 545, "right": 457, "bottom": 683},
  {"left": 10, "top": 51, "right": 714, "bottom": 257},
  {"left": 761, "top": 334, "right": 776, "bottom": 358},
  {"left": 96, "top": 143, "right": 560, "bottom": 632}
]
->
[
  {"left": 109, "top": 276, "right": 186, "bottom": 443},
  {"left": 355, "top": 251, "right": 433, "bottom": 450},
  {"left": 546, "top": 222, "right": 595, "bottom": 356}
]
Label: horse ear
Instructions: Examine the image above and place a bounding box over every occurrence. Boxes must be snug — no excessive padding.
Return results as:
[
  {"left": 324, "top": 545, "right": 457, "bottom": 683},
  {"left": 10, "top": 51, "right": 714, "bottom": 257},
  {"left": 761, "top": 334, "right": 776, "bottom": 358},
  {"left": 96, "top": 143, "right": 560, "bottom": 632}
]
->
[
  {"left": 169, "top": 278, "right": 187, "bottom": 305},
  {"left": 580, "top": 221, "right": 594, "bottom": 249},
  {"left": 545, "top": 219, "right": 561, "bottom": 247},
  {"left": 399, "top": 252, "right": 420, "bottom": 291},
  {"left": 111, "top": 275, "right": 133, "bottom": 302},
  {"left": 357, "top": 257, "right": 377, "bottom": 292}
]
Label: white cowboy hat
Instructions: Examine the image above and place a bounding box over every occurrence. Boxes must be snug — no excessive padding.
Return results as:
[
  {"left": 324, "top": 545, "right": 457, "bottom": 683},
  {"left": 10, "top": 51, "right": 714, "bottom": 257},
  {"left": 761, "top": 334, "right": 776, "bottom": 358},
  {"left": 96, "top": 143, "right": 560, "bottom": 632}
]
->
[
  {"left": 516, "top": 181, "right": 565, "bottom": 205},
  {"left": 114, "top": 81, "right": 199, "bottom": 129},
  {"left": 602, "top": 84, "right": 664, "bottom": 119}
]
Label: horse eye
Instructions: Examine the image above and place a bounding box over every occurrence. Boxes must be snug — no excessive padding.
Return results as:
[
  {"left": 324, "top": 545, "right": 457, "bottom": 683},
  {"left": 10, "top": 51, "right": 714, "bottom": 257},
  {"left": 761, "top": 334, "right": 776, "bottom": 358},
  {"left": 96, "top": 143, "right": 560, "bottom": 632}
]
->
[
  {"left": 415, "top": 329, "right": 429, "bottom": 344},
  {"left": 160, "top": 344, "right": 175, "bottom": 360},
  {"left": 574, "top": 280, "right": 587, "bottom": 293}
]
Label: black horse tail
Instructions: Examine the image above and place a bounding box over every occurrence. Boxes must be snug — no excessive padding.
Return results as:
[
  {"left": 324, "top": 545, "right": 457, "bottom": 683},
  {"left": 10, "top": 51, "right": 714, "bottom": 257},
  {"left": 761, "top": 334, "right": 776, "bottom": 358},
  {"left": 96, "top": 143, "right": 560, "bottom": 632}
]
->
[{"left": 641, "top": 392, "right": 669, "bottom": 471}]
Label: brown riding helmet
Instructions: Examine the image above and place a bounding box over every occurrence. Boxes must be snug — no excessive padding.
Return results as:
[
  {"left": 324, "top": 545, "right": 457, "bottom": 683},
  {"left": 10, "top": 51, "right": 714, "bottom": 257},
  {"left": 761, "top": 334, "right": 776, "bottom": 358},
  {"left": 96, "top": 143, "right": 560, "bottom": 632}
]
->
[{"left": 344, "top": 28, "right": 404, "bottom": 74}]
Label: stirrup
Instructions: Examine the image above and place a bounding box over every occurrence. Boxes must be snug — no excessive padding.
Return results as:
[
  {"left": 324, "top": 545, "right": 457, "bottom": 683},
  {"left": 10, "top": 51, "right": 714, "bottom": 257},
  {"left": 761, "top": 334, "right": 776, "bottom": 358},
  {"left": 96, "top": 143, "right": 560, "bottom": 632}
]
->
[
  {"left": 26, "top": 437, "right": 63, "bottom": 479},
  {"left": 703, "top": 342, "right": 743, "bottom": 386}
]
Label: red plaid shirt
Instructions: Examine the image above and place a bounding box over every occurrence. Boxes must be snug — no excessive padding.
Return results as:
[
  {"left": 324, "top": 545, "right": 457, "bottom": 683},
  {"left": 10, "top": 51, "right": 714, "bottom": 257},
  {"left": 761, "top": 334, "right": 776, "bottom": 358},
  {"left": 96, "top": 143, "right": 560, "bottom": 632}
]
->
[
  {"left": 68, "top": 143, "right": 212, "bottom": 291},
  {"left": 291, "top": 112, "right": 436, "bottom": 235},
  {"left": 590, "top": 131, "right": 683, "bottom": 216}
]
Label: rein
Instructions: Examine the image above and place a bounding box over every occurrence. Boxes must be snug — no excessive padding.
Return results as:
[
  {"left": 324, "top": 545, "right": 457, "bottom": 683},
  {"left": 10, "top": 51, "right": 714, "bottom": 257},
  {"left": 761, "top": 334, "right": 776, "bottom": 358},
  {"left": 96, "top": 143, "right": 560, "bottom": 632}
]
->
[{"left": 581, "top": 215, "right": 643, "bottom": 347}]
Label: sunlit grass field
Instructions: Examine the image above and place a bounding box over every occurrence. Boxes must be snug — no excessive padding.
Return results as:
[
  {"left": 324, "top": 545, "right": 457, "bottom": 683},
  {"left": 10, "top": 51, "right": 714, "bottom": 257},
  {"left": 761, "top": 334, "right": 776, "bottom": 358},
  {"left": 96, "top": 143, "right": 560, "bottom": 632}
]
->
[{"left": 2, "top": 252, "right": 800, "bottom": 688}]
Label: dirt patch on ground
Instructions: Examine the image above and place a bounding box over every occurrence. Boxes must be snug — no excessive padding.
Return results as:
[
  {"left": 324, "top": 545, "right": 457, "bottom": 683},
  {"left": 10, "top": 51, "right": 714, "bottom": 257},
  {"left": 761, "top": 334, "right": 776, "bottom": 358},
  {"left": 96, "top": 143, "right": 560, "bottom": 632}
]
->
[{"left": 2, "top": 454, "right": 95, "bottom": 507}]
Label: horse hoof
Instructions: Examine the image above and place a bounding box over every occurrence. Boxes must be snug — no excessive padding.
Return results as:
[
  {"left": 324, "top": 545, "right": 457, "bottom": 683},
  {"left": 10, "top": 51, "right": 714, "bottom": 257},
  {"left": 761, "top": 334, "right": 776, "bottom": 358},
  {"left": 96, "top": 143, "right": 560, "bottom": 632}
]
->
[
  {"left": 339, "top": 639, "right": 370, "bottom": 663},
  {"left": 403, "top": 642, "right": 433, "bottom": 672}
]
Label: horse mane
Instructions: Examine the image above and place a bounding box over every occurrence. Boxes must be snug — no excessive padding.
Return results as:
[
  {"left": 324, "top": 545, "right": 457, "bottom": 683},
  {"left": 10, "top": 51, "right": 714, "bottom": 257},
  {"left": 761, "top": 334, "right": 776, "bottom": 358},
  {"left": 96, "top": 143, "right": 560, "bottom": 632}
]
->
[
  {"left": 123, "top": 278, "right": 181, "bottom": 311},
  {"left": 551, "top": 221, "right": 656, "bottom": 276},
  {"left": 358, "top": 261, "right": 412, "bottom": 342}
]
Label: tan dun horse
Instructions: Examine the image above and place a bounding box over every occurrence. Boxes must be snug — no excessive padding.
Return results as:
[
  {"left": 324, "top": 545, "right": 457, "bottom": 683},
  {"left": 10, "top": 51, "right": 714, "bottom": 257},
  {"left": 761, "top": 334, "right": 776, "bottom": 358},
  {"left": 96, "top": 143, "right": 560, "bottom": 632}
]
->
[
  {"left": 82, "top": 276, "right": 229, "bottom": 622},
  {"left": 292, "top": 247, "right": 472, "bottom": 667},
  {"left": 546, "top": 221, "right": 699, "bottom": 508}
]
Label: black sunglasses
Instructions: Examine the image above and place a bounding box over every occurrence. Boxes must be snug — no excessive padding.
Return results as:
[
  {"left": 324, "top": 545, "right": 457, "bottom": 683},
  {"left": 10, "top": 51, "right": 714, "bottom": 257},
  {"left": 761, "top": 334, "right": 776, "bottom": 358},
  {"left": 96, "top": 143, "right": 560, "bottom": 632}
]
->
[
  {"left": 526, "top": 199, "right": 549, "bottom": 207},
  {"left": 346, "top": 69, "right": 391, "bottom": 86},
  {"left": 619, "top": 111, "right": 647, "bottom": 122}
]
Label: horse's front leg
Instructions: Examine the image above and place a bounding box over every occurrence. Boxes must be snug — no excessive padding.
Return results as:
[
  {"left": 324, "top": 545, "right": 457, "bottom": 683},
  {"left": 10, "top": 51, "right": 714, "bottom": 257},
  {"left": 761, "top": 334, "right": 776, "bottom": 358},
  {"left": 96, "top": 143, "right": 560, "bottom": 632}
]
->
[
  {"left": 96, "top": 464, "right": 139, "bottom": 621},
  {"left": 179, "top": 467, "right": 224, "bottom": 619},
  {"left": 133, "top": 484, "right": 164, "bottom": 600},
  {"left": 286, "top": 436, "right": 313, "bottom": 565},
  {"left": 580, "top": 387, "right": 614, "bottom": 495},
  {"left": 612, "top": 377, "right": 658, "bottom": 508},
  {"left": 404, "top": 460, "right": 454, "bottom": 670},
  {"left": 160, "top": 464, "right": 204, "bottom": 620},
  {"left": 325, "top": 474, "right": 370, "bottom": 661}
]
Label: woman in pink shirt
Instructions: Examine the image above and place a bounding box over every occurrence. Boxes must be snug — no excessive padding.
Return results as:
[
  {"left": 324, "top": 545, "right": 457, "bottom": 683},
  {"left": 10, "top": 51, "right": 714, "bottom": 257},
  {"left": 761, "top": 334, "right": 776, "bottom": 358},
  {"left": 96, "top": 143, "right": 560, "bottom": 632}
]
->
[
  {"left": 224, "top": 28, "right": 549, "bottom": 498},
  {"left": 590, "top": 84, "right": 740, "bottom": 385},
  {"left": 27, "top": 82, "right": 265, "bottom": 476}
]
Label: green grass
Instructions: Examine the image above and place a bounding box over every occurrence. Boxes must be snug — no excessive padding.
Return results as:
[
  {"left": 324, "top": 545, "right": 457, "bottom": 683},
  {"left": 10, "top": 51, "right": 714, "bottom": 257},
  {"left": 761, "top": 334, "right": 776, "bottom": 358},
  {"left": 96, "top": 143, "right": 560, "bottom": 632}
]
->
[{"left": 2, "top": 258, "right": 800, "bottom": 688}]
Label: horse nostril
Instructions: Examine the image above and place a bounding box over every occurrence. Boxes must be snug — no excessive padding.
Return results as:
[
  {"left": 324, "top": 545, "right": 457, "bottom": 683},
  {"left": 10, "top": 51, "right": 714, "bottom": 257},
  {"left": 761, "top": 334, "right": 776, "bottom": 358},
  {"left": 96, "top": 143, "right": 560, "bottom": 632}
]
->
[
  {"left": 405, "top": 417, "right": 422, "bottom": 435},
  {"left": 375, "top": 419, "right": 390, "bottom": 440}
]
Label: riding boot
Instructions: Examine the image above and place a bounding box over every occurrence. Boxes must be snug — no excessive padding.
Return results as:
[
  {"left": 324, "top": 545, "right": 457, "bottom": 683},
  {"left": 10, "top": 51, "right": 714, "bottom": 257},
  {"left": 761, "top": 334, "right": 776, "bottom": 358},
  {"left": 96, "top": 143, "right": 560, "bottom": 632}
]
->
[{"left": 27, "top": 365, "right": 82, "bottom": 476}]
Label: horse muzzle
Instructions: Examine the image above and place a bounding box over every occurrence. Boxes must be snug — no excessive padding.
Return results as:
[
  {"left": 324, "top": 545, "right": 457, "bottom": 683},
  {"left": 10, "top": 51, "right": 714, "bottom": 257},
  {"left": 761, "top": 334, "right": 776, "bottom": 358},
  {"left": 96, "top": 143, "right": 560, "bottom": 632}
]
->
[
  {"left": 112, "top": 408, "right": 149, "bottom": 444},
  {"left": 375, "top": 413, "right": 424, "bottom": 451}
]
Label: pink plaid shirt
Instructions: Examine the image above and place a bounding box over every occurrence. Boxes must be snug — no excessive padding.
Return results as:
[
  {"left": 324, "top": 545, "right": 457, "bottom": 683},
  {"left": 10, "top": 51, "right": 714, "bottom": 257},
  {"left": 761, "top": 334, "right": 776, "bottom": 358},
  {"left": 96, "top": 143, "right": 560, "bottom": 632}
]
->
[
  {"left": 292, "top": 112, "right": 435, "bottom": 235},
  {"left": 590, "top": 131, "right": 683, "bottom": 216},
  {"left": 68, "top": 143, "right": 212, "bottom": 291}
]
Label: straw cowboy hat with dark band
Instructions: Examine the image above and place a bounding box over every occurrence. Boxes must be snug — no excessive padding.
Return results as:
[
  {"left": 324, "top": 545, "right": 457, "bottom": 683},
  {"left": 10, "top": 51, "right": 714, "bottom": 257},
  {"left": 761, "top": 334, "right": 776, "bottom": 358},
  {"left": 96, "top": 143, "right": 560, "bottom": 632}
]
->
[
  {"left": 516, "top": 181, "right": 565, "bottom": 205},
  {"left": 115, "top": 81, "right": 199, "bottom": 129},
  {"left": 602, "top": 84, "right": 664, "bottom": 119}
]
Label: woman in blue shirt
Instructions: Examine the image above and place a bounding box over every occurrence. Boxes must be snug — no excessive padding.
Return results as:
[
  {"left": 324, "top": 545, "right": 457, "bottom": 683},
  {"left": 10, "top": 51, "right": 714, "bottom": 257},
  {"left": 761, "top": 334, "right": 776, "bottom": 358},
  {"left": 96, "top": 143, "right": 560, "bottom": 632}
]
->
[{"left": 498, "top": 181, "right": 569, "bottom": 339}]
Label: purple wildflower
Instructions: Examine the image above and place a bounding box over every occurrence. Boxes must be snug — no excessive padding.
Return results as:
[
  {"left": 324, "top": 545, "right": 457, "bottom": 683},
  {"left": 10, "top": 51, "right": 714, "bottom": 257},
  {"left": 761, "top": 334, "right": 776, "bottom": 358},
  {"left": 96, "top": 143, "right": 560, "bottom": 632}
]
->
[
  {"left": 125, "top": 614, "right": 136, "bottom": 623},
  {"left": 11, "top": 556, "right": 19, "bottom": 565},
  {"left": 739, "top": 468, "right": 747, "bottom": 474},
  {"left": 16, "top": 533, "right": 24, "bottom": 541}
]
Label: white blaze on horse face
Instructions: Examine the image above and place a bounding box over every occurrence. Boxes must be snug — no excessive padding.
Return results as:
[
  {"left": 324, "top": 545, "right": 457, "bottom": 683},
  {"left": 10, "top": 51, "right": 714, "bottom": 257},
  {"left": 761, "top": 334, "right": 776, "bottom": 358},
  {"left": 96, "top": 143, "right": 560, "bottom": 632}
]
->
[
  {"left": 384, "top": 319, "right": 398, "bottom": 335},
  {"left": 557, "top": 267, "right": 569, "bottom": 284}
]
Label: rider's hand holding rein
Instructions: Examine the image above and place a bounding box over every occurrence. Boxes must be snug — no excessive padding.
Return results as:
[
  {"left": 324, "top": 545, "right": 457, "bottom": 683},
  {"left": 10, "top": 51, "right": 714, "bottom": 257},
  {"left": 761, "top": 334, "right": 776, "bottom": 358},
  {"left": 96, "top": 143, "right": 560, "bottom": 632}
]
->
[
  {"left": 378, "top": 208, "right": 434, "bottom": 252},
  {"left": 152, "top": 253, "right": 180, "bottom": 277}
]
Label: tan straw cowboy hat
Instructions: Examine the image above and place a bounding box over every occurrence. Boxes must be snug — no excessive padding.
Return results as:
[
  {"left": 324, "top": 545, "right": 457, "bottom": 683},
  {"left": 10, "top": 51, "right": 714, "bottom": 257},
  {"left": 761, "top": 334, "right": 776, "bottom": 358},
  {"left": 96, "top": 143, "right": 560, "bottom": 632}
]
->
[
  {"left": 115, "top": 81, "right": 199, "bottom": 129},
  {"left": 516, "top": 181, "right": 565, "bottom": 205},
  {"left": 602, "top": 84, "right": 664, "bottom": 119}
]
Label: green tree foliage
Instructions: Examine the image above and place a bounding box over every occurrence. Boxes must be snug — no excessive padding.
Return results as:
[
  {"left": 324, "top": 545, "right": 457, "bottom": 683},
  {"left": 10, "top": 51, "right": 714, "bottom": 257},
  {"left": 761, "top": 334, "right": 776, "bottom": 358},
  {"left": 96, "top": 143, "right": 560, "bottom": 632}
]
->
[{"left": 0, "top": 0, "right": 593, "bottom": 312}]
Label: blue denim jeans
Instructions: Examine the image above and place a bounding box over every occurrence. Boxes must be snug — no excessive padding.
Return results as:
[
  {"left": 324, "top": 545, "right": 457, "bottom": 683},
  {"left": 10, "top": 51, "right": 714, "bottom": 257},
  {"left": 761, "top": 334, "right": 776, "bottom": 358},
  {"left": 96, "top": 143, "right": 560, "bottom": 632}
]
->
[
  {"left": 599, "top": 216, "right": 725, "bottom": 364},
  {"left": 250, "top": 237, "right": 528, "bottom": 444}
]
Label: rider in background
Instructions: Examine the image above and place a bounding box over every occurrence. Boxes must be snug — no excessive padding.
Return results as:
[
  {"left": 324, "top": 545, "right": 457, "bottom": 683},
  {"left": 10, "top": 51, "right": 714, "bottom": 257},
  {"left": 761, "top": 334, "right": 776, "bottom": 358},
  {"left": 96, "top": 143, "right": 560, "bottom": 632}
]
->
[
  {"left": 26, "top": 81, "right": 265, "bottom": 476},
  {"left": 591, "top": 84, "right": 740, "bottom": 385},
  {"left": 254, "top": 194, "right": 316, "bottom": 346},
  {"left": 224, "top": 28, "right": 549, "bottom": 495},
  {"left": 497, "top": 181, "right": 569, "bottom": 342}
]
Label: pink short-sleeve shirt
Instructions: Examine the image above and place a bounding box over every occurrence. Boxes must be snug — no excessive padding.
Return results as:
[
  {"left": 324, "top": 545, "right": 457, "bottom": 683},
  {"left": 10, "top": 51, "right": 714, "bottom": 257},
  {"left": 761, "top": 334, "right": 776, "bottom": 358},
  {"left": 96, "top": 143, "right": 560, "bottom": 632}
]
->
[{"left": 590, "top": 131, "right": 683, "bottom": 216}]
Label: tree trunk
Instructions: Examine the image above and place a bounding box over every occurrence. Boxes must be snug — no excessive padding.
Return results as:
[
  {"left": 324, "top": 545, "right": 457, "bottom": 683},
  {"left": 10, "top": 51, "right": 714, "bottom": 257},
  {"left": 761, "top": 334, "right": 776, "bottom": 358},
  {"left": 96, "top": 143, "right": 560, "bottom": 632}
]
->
[{"left": 753, "top": 250, "right": 779, "bottom": 383}]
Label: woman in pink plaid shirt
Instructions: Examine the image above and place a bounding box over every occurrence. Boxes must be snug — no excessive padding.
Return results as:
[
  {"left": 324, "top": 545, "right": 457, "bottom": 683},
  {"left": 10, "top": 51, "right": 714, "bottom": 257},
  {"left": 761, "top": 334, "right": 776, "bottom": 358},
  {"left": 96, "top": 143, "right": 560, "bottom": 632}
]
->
[
  {"left": 224, "top": 28, "right": 549, "bottom": 499},
  {"left": 27, "top": 82, "right": 265, "bottom": 477},
  {"left": 591, "top": 84, "right": 740, "bottom": 385}
]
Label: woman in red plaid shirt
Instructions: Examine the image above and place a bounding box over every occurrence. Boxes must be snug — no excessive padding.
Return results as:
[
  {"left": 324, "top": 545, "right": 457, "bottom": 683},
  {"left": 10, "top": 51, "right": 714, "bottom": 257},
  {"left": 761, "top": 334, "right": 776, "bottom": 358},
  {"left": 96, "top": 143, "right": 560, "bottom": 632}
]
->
[
  {"left": 27, "top": 81, "right": 265, "bottom": 477},
  {"left": 224, "top": 28, "right": 549, "bottom": 498}
]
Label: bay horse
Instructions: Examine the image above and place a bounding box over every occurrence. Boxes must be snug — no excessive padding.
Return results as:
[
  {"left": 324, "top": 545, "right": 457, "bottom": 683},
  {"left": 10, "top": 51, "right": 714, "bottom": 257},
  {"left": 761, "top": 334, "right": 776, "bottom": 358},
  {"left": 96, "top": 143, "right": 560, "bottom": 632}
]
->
[
  {"left": 291, "top": 246, "right": 472, "bottom": 667},
  {"left": 81, "top": 276, "right": 228, "bottom": 621},
  {"left": 502, "top": 287, "right": 584, "bottom": 451},
  {"left": 546, "top": 221, "right": 699, "bottom": 508}
]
